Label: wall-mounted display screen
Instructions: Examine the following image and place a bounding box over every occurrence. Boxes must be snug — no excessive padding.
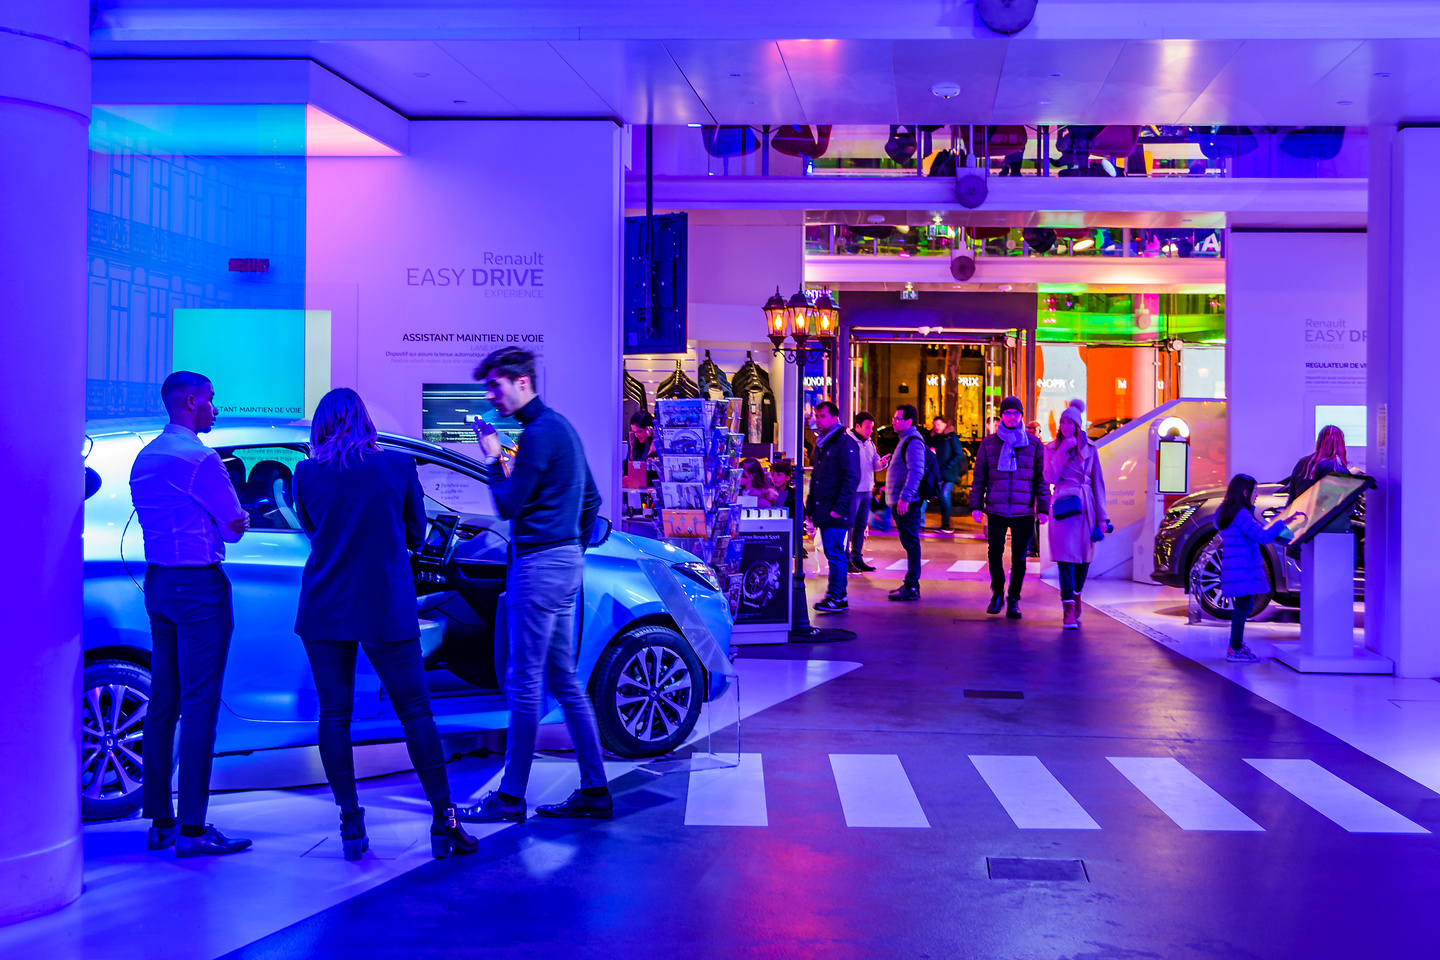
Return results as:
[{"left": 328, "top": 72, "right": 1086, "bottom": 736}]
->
[{"left": 1157, "top": 439, "right": 1190, "bottom": 494}]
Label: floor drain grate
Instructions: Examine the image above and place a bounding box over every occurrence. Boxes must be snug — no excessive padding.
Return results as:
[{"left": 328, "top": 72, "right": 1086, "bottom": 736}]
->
[
  {"left": 987, "top": 857, "right": 1088, "bottom": 882},
  {"left": 964, "top": 689, "right": 1024, "bottom": 699}
]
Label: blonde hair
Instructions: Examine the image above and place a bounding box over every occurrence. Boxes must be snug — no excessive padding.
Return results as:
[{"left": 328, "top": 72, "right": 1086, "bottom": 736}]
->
[{"left": 310, "top": 388, "right": 381, "bottom": 468}]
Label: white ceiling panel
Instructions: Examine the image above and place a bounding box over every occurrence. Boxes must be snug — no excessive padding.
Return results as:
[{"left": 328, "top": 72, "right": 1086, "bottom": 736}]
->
[
  {"left": 1084, "top": 40, "right": 1243, "bottom": 124},
  {"left": 663, "top": 40, "right": 806, "bottom": 125},
  {"left": 890, "top": 40, "right": 1010, "bottom": 123},
  {"left": 550, "top": 40, "right": 713, "bottom": 124},
  {"left": 1278, "top": 39, "right": 1440, "bottom": 123},
  {"left": 778, "top": 40, "right": 899, "bottom": 124},
  {"left": 991, "top": 40, "right": 1126, "bottom": 125},
  {"left": 437, "top": 41, "right": 615, "bottom": 116},
  {"left": 1180, "top": 40, "right": 1362, "bottom": 124},
  {"left": 314, "top": 40, "right": 514, "bottom": 116}
]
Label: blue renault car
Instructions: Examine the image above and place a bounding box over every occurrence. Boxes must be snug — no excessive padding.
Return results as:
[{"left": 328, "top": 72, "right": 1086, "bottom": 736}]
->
[{"left": 81, "top": 418, "right": 734, "bottom": 821}]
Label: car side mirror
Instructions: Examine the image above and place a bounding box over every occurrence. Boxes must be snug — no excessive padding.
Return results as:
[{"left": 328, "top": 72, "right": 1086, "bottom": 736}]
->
[{"left": 588, "top": 516, "right": 613, "bottom": 548}]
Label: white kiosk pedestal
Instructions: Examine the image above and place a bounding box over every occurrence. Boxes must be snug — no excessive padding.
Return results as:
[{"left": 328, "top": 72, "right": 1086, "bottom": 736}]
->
[{"left": 1274, "top": 530, "right": 1391, "bottom": 674}]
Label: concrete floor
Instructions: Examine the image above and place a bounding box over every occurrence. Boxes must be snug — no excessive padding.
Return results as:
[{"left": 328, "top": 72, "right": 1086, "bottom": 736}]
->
[{"left": 7, "top": 524, "right": 1438, "bottom": 960}]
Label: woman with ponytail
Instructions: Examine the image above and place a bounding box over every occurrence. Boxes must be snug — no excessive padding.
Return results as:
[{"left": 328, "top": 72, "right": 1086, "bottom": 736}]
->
[{"left": 1043, "top": 400, "right": 1111, "bottom": 629}]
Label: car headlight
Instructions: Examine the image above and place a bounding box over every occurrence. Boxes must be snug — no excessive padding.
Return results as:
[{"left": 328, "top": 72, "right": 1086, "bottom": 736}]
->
[
  {"left": 1160, "top": 504, "right": 1198, "bottom": 531},
  {"left": 673, "top": 561, "right": 723, "bottom": 593}
]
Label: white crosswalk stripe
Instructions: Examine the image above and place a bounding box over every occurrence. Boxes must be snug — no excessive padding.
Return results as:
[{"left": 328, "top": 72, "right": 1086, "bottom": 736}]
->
[
  {"left": 830, "top": 755, "right": 930, "bottom": 827},
  {"left": 685, "top": 753, "right": 768, "bottom": 826},
  {"left": 970, "top": 755, "right": 1101, "bottom": 829},
  {"left": 680, "top": 753, "right": 1430, "bottom": 834},
  {"left": 1245, "top": 759, "right": 1430, "bottom": 834},
  {"left": 884, "top": 559, "right": 930, "bottom": 571},
  {"left": 1108, "top": 757, "right": 1264, "bottom": 831}
]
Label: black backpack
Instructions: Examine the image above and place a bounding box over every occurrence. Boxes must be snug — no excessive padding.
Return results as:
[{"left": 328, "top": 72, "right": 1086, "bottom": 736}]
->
[{"left": 903, "top": 437, "right": 942, "bottom": 502}]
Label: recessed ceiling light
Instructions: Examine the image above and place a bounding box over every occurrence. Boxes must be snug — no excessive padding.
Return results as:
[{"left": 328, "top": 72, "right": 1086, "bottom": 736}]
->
[
  {"left": 1373, "top": 72, "right": 1391, "bottom": 78},
  {"left": 687, "top": 123, "right": 703, "bottom": 128},
  {"left": 1047, "top": 72, "right": 1062, "bottom": 78},
  {"left": 867, "top": 214, "right": 886, "bottom": 223},
  {"left": 728, "top": 72, "right": 742, "bottom": 78},
  {"left": 413, "top": 72, "right": 430, "bottom": 78},
  {"left": 1337, "top": 100, "right": 1353, "bottom": 105},
  {"left": 1038, "top": 100, "right": 1051, "bottom": 105}
]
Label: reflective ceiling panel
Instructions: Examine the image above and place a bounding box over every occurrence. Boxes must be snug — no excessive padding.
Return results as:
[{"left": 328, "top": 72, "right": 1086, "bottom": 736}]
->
[
  {"left": 1084, "top": 40, "right": 1244, "bottom": 124},
  {"left": 778, "top": 40, "right": 900, "bottom": 124},
  {"left": 315, "top": 40, "right": 514, "bottom": 115},
  {"left": 548, "top": 40, "right": 713, "bottom": 125},
  {"left": 437, "top": 41, "right": 615, "bottom": 116},
  {"left": 990, "top": 40, "right": 1126, "bottom": 125},
  {"left": 662, "top": 40, "right": 807, "bottom": 125},
  {"left": 890, "top": 40, "right": 1009, "bottom": 123},
  {"left": 1180, "top": 40, "right": 1362, "bottom": 125}
]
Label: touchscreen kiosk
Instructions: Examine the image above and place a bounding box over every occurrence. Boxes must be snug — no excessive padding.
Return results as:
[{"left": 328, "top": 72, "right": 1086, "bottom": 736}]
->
[{"left": 1271, "top": 473, "right": 1373, "bottom": 545}]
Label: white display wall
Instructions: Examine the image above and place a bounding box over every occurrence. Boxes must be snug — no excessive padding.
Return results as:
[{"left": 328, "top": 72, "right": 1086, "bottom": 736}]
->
[{"left": 307, "top": 120, "right": 623, "bottom": 508}]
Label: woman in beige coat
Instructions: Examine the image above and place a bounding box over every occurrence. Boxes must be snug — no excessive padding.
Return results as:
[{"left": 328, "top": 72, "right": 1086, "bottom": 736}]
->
[{"left": 1044, "top": 400, "right": 1111, "bottom": 629}]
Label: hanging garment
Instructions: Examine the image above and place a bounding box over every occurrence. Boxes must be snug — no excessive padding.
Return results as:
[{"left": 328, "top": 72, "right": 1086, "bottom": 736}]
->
[
  {"left": 731, "top": 352, "right": 777, "bottom": 444},
  {"left": 656, "top": 360, "right": 701, "bottom": 399},
  {"left": 623, "top": 366, "right": 649, "bottom": 413},
  {"left": 697, "top": 350, "right": 734, "bottom": 400}
]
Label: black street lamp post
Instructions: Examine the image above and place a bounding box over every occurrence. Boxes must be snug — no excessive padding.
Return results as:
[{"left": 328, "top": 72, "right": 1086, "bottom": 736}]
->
[{"left": 763, "top": 287, "right": 855, "bottom": 643}]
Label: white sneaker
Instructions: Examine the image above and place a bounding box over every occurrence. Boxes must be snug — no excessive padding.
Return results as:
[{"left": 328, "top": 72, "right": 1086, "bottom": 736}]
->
[{"left": 1225, "top": 644, "right": 1259, "bottom": 663}]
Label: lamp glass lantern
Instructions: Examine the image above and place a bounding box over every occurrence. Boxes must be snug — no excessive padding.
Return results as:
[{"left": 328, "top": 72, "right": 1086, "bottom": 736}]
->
[
  {"left": 763, "top": 286, "right": 789, "bottom": 347},
  {"left": 812, "top": 290, "right": 838, "bottom": 342},
  {"left": 785, "top": 288, "right": 813, "bottom": 342}
]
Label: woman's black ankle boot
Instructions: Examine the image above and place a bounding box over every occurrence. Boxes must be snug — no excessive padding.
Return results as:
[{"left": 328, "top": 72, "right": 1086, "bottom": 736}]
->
[
  {"left": 430, "top": 804, "right": 479, "bottom": 859},
  {"left": 340, "top": 807, "right": 368, "bottom": 861}
]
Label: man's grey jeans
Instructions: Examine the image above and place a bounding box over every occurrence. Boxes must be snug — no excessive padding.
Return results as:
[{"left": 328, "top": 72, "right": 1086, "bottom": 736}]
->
[{"left": 499, "top": 543, "right": 608, "bottom": 797}]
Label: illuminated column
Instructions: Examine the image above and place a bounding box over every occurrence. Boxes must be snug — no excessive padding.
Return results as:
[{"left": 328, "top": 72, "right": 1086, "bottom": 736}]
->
[
  {"left": 1367, "top": 126, "right": 1440, "bottom": 677},
  {"left": 0, "top": 0, "right": 89, "bottom": 923}
]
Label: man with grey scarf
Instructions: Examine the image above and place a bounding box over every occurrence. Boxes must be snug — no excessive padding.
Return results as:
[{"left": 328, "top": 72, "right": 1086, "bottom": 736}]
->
[{"left": 969, "top": 396, "right": 1050, "bottom": 619}]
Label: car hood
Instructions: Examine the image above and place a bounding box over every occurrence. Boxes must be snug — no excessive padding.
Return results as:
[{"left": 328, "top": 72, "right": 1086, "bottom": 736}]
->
[
  {"left": 1175, "top": 480, "right": 1286, "bottom": 507},
  {"left": 604, "top": 530, "right": 704, "bottom": 566}
]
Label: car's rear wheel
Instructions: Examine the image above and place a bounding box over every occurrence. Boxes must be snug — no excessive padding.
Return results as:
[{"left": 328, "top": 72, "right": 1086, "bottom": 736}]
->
[
  {"left": 81, "top": 659, "right": 151, "bottom": 821},
  {"left": 590, "top": 626, "right": 703, "bottom": 759},
  {"left": 1189, "top": 535, "right": 1273, "bottom": 621}
]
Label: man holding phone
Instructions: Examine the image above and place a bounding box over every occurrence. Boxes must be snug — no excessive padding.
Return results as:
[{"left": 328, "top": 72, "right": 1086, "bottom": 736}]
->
[{"left": 456, "top": 347, "right": 611, "bottom": 823}]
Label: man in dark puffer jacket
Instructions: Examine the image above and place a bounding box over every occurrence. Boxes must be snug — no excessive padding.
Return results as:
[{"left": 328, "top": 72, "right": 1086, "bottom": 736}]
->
[{"left": 969, "top": 396, "right": 1050, "bottom": 619}]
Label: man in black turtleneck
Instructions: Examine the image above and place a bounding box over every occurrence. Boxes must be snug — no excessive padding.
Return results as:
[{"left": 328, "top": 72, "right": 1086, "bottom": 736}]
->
[{"left": 456, "top": 346, "right": 611, "bottom": 824}]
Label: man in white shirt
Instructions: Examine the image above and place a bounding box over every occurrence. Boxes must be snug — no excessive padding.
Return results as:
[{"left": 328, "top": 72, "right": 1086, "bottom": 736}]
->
[
  {"left": 129, "top": 371, "right": 252, "bottom": 857},
  {"left": 847, "top": 412, "right": 890, "bottom": 573}
]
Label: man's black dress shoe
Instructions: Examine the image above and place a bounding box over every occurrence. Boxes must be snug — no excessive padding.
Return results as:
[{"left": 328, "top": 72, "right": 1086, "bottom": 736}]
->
[
  {"left": 536, "top": 789, "right": 614, "bottom": 820},
  {"left": 176, "top": 825, "right": 252, "bottom": 858},
  {"left": 147, "top": 824, "right": 178, "bottom": 851},
  {"left": 455, "top": 790, "right": 527, "bottom": 823},
  {"left": 986, "top": 594, "right": 1005, "bottom": 615},
  {"left": 1006, "top": 598, "right": 1023, "bottom": 620}
]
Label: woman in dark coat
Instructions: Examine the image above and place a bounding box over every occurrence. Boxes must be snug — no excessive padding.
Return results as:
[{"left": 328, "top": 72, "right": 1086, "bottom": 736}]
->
[{"left": 295, "top": 388, "right": 477, "bottom": 860}]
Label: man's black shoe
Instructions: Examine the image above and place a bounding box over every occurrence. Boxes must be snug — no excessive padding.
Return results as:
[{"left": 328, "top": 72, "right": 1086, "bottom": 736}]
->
[
  {"left": 176, "top": 825, "right": 252, "bottom": 858},
  {"left": 1006, "top": 598, "right": 1022, "bottom": 619},
  {"left": 888, "top": 587, "right": 921, "bottom": 602},
  {"left": 536, "top": 789, "right": 613, "bottom": 820},
  {"left": 986, "top": 594, "right": 1005, "bottom": 615},
  {"left": 850, "top": 558, "right": 875, "bottom": 572},
  {"left": 814, "top": 596, "right": 849, "bottom": 614}
]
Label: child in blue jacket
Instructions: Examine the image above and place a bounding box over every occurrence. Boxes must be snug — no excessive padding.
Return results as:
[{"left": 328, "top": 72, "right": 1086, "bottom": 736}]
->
[{"left": 1215, "top": 474, "right": 1301, "bottom": 662}]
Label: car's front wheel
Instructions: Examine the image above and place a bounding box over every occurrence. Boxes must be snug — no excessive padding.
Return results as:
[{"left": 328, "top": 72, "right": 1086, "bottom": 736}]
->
[
  {"left": 590, "top": 626, "right": 704, "bottom": 759},
  {"left": 81, "top": 659, "right": 151, "bottom": 821},
  {"left": 1189, "top": 535, "right": 1273, "bottom": 621}
]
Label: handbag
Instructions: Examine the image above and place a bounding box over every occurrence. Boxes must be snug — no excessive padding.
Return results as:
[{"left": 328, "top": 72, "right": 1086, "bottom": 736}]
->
[{"left": 1053, "top": 495, "right": 1082, "bottom": 520}]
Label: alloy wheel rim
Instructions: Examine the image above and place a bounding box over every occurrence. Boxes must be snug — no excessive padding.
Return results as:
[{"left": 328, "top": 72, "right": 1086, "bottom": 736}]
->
[
  {"left": 1195, "top": 541, "right": 1233, "bottom": 613},
  {"left": 81, "top": 682, "right": 147, "bottom": 800},
  {"left": 615, "top": 646, "right": 693, "bottom": 742}
]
